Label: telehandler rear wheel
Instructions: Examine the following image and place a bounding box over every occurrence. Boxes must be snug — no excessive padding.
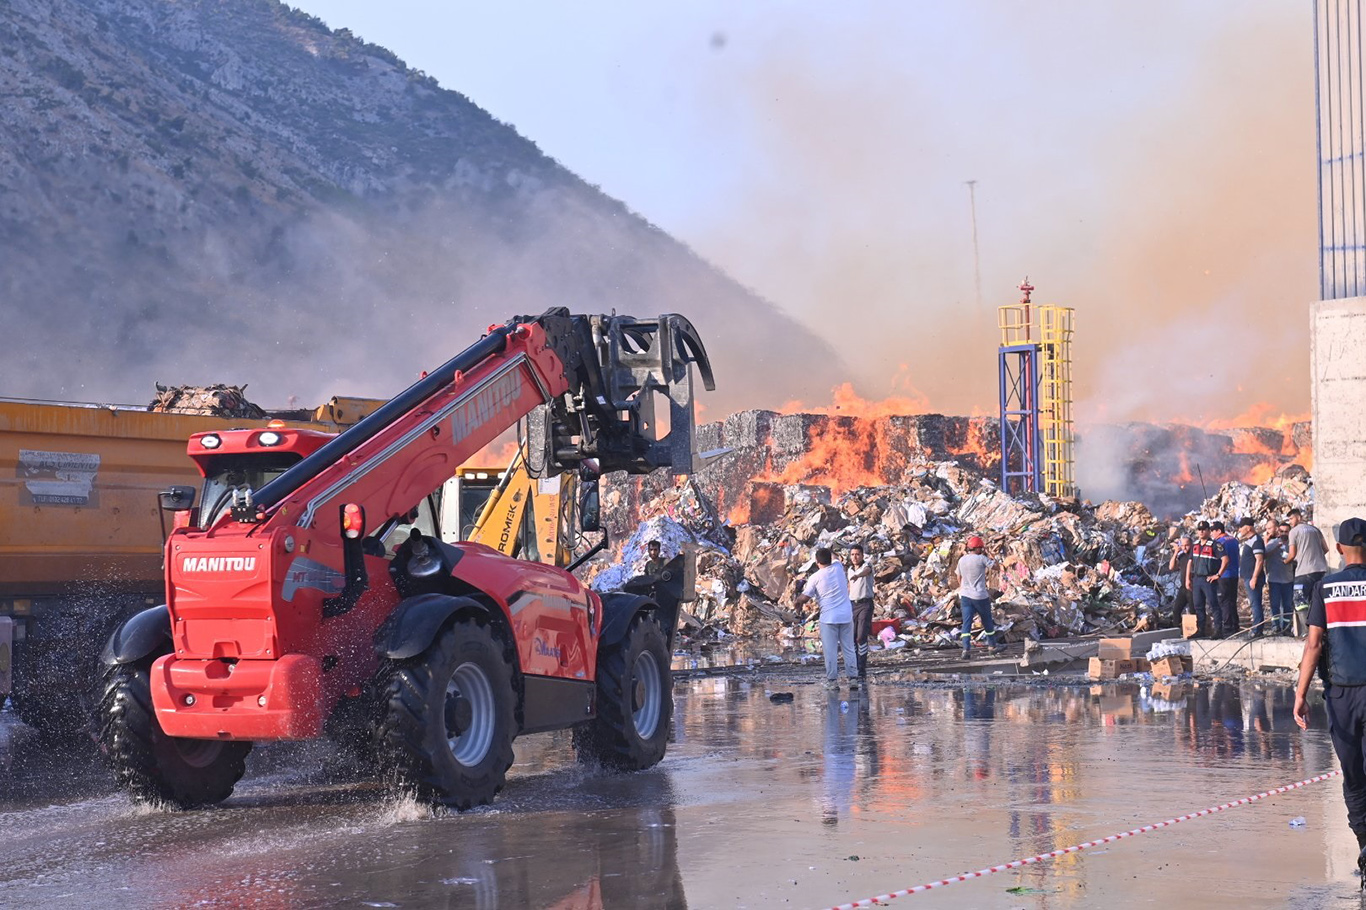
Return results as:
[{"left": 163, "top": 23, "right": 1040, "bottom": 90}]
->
[
  {"left": 575, "top": 613, "right": 672, "bottom": 770},
  {"left": 376, "top": 617, "right": 516, "bottom": 809},
  {"left": 98, "top": 660, "right": 251, "bottom": 809}
]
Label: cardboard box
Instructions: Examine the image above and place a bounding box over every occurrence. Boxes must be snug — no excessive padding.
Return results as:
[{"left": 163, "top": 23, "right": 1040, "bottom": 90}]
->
[
  {"left": 1088, "top": 657, "right": 1138, "bottom": 680},
  {"left": 1151, "top": 681, "right": 1191, "bottom": 701},
  {"left": 1151, "top": 655, "right": 1193, "bottom": 678},
  {"left": 1097, "top": 637, "right": 1133, "bottom": 660},
  {"left": 1182, "top": 614, "right": 1200, "bottom": 638},
  {"left": 1133, "top": 657, "right": 1151, "bottom": 673}
]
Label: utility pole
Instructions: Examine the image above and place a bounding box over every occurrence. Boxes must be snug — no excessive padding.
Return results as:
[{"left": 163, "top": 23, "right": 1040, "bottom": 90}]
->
[{"left": 965, "top": 179, "right": 983, "bottom": 311}]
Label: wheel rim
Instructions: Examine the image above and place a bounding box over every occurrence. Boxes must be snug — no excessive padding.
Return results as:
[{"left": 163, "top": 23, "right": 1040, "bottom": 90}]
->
[
  {"left": 445, "top": 662, "right": 496, "bottom": 767},
  {"left": 631, "top": 650, "right": 662, "bottom": 740},
  {"left": 172, "top": 738, "right": 225, "bottom": 769}
]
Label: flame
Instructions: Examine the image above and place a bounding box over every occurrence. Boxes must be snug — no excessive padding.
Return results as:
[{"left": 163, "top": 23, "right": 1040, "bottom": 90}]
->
[
  {"left": 776, "top": 368, "right": 933, "bottom": 419},
  {"left": 948, "top": 419, "right": 995, "bottom": 464},
  {"left": 767, "top": 418, "right": 888, "bottom": 492},
  {"left": 1245, "top": 461, "right": 1278, "bottom": 485},
  {"left": 469, "top": 438, "right": 520, "bottom": 469},
  {"left": 1173, "top": 451, "right": 1196, "bottom": 486},
  {"left": 1163, "top": 403, "right": 1312, "bottom": 483},
  {"left": 1200, "top": 403, "right": 1308, "bottom": 434}
]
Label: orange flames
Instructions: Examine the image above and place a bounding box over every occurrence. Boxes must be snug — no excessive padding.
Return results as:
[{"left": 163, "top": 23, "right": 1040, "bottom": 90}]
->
[
  {"left": 1200, "top": 403, "right": 1307, "bottom": 435},
  {"left": 1167, "top": 403, "right": 1311, "bottom": 482},
  {"left": 776, "top": 367, "right": 932, "bottom": 420}
]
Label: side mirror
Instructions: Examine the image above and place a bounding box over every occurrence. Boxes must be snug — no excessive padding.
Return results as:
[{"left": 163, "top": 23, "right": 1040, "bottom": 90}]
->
[
  {"left": 159, "top": 485, "right": 196, "bottom": 512},
  {"left": 579, "top": 479, "right": 602, "bottom": 533}
]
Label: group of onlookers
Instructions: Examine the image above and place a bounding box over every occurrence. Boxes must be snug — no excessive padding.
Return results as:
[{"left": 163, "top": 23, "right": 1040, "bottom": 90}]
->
[{"left": 1167, "top": 508, "right": 1329, "bottom": 638}]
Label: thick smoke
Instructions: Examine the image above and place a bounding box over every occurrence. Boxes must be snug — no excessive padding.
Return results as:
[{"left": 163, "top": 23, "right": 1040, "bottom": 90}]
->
[{"left": 681, "top": 4, "right": 1316, "bottom": 427}]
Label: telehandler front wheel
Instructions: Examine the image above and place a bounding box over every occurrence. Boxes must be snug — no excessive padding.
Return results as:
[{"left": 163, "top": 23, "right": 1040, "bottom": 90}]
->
[
  {"left": 376, "top": 617, "right": 516, "bottom": 809},
  {"left": 98, "top": 661, "right": 251, "bottom": 809},
  {"left": 575, "top": 612, "right": 672, "bottom": 770}
]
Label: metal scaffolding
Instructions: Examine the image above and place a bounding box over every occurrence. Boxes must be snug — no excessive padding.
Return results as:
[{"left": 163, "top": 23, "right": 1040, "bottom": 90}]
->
[
  {"left": 998, "top": 285, "right": 1041, "bottom": 495},
  {"left": 997, "top": 280, "right": 1076, "bottom": 498}
]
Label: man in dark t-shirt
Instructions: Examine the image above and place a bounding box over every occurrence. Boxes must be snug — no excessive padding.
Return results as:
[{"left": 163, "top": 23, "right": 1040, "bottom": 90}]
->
[
  {"left": 1213, "top": 521, "right": 1241, "bottom": 636},
  {"left": 1296, "top": 517, "right": 1366, "bottom": 885},
  {"left": 1237, "top": 517, "right": 1266, "bottom": 636}
]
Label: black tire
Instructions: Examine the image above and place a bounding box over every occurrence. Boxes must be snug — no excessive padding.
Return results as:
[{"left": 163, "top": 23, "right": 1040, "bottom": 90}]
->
[
  {"left": 375, "top": 617, "right": 517, "bottom": 808},
  {"left": 576, "top": 613, "right": 672, "bottom": 770},
  {"left": 98, "top": 661, "right": 251, "bottom": 808}
]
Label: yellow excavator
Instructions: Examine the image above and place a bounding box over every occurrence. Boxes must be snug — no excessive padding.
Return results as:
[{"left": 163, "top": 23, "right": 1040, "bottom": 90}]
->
[{"left": 445, "top": 446, "right": 590, "bottom": 568}]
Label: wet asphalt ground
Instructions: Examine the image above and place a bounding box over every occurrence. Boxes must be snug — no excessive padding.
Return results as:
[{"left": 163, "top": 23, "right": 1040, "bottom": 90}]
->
[{"left": 1, "top": 671, "right": 1363, "bottom": 909}]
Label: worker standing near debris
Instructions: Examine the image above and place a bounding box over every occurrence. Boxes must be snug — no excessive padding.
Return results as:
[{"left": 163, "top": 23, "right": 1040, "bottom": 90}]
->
[
  {"left": 847, "top": 544, "right": 874, "bottom": 683},
  {"left": 1237, "top": 518, "right": 1267, "bottom": 637},
  {"left": 1293, "top": 517, "right": 1366, "bottom": 884},
  {"left": 795, "top": 547, "right": 859, "bottom": 690},
  {"left": 643, "top": 539, "right": 667, "bottom": 577},
  {"left": 1287, "top": 508, "right": 1330, "bottom": 638},
  {"left": 1168, "top": 535, "right": 1193, "bottom": 628},
  {"left": 1265, "top": 519, "right": 1295, "bottom": 636},
  {"left": 1188, "top": 521, "right": 1228, "bottom": 637},
  {"left": 1213, "top": 521, "right": 1242, "bottom": 637},
  {"left": 957, "top": 536, "right": 1004, "bottom": 659}
]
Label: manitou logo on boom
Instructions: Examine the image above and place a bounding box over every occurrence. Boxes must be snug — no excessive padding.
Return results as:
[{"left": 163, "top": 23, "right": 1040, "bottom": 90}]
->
[
  {"left": 180, "top": 556, "right": 258, "bottom": 573},
  {"left": 450, "top": 372, "right": 522, "bottom": 441}
]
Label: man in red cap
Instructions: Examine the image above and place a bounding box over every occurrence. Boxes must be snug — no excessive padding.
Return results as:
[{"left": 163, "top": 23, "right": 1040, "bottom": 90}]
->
[
  {"left": 1295, "top": 516, "right": 1366, "bottom": 885},
  {"left": 957, "top": 536, "right": 1004, "bottom": 659}
]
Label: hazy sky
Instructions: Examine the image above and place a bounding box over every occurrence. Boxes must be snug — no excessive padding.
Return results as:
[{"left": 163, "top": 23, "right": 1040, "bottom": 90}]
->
[{"left": 289, "top": 1, "right": 1318, "bottom": 425}]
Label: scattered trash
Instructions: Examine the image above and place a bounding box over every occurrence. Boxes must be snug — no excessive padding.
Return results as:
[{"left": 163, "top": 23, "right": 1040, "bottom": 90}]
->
[
  {"left": 588, "top": 450, "right": 1312, "bottom": 653},
  {"left": 1289, "top": 816, "right": 1307, "bottom": 828}
]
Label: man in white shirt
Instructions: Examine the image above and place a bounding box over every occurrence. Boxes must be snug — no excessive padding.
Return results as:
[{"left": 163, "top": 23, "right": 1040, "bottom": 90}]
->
[
  {"left": 847, "top": 544, "right": 874, "bottom": 683},
  {"left": 796, "top": 547, "right": 859, "bottom": 690},
  {"left": 957, "top": 535, "right": 1004, "bottom": 659}
]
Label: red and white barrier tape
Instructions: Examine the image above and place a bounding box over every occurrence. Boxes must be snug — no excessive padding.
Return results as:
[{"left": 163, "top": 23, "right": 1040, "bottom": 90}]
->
[{"left": 828, "top": 768, "right": 1342, "bottom": 909}]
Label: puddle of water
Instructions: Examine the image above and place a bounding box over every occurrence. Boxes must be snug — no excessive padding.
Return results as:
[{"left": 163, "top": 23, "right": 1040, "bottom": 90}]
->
[{"left": 0, "top": 678, "right": 1354, "bottom": 909}]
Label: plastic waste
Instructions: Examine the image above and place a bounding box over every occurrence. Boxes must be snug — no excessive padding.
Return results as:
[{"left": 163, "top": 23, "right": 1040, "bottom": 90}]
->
[{"left": 1289, "top": 816, "right": 1307, "bottom": 828}]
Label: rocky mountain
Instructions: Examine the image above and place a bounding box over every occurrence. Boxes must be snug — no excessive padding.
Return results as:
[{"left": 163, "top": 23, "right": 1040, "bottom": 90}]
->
[{"left": 0, "top": 0, "right": 839, "bottom": 409}]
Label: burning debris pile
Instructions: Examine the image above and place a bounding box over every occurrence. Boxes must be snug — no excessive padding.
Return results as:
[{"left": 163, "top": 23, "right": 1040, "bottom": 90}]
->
[
  {"left": 594, "top": 421, "right": 1315, "bottom": 652},
  {"left": 605, "top": 409, "right": 1310, "bottom": 529}
]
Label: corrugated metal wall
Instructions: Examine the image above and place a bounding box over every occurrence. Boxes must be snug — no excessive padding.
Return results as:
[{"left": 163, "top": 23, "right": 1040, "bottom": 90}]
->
[{"left": 1317, "top": 0, "right": 1366, "bottom": 299}]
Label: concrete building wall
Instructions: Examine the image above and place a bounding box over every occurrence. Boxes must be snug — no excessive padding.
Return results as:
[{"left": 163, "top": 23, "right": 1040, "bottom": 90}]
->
[{"left": 1311, "top": 296, "right": 1366, "bottom": 562}]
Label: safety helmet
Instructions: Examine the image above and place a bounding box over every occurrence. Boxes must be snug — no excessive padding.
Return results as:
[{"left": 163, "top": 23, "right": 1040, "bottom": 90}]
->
[{"left": 966, "top": 536, "right": 985, "bottom": 550}]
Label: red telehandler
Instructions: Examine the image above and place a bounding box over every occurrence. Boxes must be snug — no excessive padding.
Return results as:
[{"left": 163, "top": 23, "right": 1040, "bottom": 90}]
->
[{"left": 98, "top": 309, "right": 714, "bottom": 809}]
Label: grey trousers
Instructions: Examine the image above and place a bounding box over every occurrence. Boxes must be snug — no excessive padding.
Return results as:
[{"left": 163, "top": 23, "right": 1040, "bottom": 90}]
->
[{"left": 820, "top": 621, "right": 858, "bottom": 681}]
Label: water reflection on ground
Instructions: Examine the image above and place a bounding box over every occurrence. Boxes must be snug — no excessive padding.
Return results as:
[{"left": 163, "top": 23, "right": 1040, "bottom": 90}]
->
[{"left": 0, "top": 677, "right": 1354, "bottom": 909}]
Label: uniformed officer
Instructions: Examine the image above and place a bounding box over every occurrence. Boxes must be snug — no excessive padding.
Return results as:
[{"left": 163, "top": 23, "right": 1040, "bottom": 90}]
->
[
  {"left": 1294, "top": 516, "right": 1366, "bottom": 884},
  {"left": 1187, "top": 521, "right": 1227, "bottom": 637}
]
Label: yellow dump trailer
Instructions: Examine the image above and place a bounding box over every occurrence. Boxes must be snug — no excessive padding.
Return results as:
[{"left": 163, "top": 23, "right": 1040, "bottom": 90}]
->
[{"left": 0, "top": 396, "right": 380, "bottom": 738}]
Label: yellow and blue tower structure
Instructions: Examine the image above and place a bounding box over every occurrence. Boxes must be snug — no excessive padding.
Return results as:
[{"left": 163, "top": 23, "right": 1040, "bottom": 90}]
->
[{"left": 998, "top": 279, "right": 1075, "bottom": 498}]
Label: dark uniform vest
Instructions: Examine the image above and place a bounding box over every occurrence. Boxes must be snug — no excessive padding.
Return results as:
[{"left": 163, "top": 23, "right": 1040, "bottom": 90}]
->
[
  {"left": 1320, "top": 565, "right": 1366, "bottom": 687},
  {"left": 1190, "top": 539, "right": 1223, "bottom": 578}
]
